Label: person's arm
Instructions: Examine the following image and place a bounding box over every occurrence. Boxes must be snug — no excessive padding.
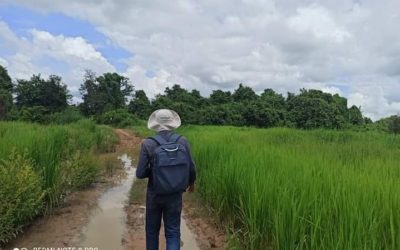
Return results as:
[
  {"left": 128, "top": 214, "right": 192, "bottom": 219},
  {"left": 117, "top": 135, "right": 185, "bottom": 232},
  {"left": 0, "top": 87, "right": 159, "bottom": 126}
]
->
[
  {"left": 182, "top": 138, "right": 197, "bottom": 186},
  {"left": 136, "top": 142, "right": 151, "bottom": 179}
]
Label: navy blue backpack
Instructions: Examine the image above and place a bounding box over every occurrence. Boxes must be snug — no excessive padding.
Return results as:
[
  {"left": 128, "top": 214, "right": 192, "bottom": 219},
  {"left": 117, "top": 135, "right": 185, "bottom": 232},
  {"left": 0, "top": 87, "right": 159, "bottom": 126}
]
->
[{"left": 149, "top": 134, "right": 190, "bottom": 195}]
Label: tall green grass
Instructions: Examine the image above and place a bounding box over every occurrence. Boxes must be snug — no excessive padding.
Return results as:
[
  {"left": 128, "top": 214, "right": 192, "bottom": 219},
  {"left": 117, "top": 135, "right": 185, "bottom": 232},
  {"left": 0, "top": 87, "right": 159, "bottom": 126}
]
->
[
  {"left": 0, "top": 120, "right": 116, "bottom": 244},
  {"left": 0, "top": 120, "right": 116, "bottom": 211},
  {"left": 178, "top": 126, "right": 400, "bottom": 249}
]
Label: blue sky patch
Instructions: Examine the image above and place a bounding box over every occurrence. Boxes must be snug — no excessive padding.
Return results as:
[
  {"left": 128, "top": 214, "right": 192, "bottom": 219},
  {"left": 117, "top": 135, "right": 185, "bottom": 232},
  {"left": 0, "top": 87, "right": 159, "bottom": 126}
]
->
[
  {"left": 0, "top": 4, "right": 131, "bottom": 71},
  {"left": 145, "top": 69, "right": 156, "bottom": 78}
]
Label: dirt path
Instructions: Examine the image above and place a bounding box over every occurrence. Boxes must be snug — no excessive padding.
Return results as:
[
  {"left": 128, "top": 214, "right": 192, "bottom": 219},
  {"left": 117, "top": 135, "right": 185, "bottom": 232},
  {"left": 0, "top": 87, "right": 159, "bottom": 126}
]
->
[
  {"left": 6, "top": 129, "right": 226, "bottom": 250},
  {"left": 182, "top": 195, "right": 227, "bottom": 249}
]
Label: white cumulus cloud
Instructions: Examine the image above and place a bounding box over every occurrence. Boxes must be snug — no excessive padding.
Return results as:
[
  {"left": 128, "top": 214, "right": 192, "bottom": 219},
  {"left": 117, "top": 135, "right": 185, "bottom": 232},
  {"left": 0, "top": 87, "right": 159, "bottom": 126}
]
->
[
  {"left": 1, "top": 0, "right": 400, "bottom": 119},
  {"left": 0, "top": 21, "right": 114, "bottom": 94}
]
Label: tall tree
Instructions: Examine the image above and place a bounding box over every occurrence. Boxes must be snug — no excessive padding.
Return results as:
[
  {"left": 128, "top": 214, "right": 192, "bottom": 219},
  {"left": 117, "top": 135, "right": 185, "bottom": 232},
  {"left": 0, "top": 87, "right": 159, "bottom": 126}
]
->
[
  {"left": 0, "top": 65, "right": 12, "bottom": 92},
  {"left": 128, "top": 90, "right": 151, "bottom": 119},
  {"left": 332, "top": 94, "right": 348, "bottom": 119},
  {"left": 0, "top": 89, "right": 12, "bottom": 120},
  {"left": 243, "top": 100, "right": 285, "bottom": 127},
  {"left": 190, "top": 89, "right": 207, "bottom": 108},
  {"left": 388, "top": 115, "right": 400, "bottom": 134},
  {"left": 260, "top": 88, "right": 286, "bottom": 110},
  {"left": 209, "top": 90, "right": 232, "bottom": 105},
  {"left": 198, "top": 103, "right": 245, "bottom": 126},
  {"left": 0, "top": 65, "right": 13, "bottom": 120},
  {"left": 152, "top": 84, "right": 205, "bottom": 123},
  {"left": 287, "top": 89, "right": 347, "bottom": 129},
  {"left": 232, "top": 83, "right": 258, "bottom": 103},
  {"left": 15, "top": 74, "right": 70, "bottom": 112},
  {"left": 164, "top": 84, "right": 190, "bottom": 102},
  {"left": 348, "top": 105, "right": 364, "bottom": 125},
  {"left": 80, "top": 71, "right": 133, "bottom": 116}
]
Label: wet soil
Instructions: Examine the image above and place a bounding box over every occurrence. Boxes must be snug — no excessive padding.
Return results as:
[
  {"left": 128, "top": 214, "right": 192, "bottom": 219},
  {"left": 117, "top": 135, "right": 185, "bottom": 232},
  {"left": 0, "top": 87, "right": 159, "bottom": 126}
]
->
[
  {"left": 182, "top": 194, "right": 226, "bottom": 249},
  {"left": 6, "top": 184, "right": 111, "bottom": 250}
]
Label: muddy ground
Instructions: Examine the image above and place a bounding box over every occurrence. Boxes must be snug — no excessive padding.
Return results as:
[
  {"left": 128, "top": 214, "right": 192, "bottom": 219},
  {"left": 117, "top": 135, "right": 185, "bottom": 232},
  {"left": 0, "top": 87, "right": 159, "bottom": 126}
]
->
[{"left": 6, "top": 129, "right": 226, "bottom": 250}]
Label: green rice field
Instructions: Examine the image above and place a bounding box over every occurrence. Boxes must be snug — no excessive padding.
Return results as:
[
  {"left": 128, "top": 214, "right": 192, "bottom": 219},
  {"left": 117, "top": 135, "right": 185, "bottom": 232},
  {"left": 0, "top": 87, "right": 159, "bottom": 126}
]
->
[{"left": 175, "top": 126, "right": 400, "bottom": 249}]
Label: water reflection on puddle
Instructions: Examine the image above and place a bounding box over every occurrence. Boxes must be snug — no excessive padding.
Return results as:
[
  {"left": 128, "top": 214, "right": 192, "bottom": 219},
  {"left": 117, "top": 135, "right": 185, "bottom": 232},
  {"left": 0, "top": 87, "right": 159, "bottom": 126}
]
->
[{"left": 79, "top": 154, "right": 135, "bottom": 250}]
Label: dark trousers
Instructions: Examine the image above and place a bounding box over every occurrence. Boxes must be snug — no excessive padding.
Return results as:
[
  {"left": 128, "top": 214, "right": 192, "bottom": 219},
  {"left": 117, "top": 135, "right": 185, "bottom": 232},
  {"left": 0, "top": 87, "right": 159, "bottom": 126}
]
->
[{"left": 145, "top": 190, "right": 182, "bottom": 250}]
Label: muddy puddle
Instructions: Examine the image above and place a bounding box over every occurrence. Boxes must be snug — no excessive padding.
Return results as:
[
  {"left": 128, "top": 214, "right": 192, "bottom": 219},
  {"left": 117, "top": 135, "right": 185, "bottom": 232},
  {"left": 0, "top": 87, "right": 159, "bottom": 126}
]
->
[
  {"left": 79, "top": 154, "right": 200, "bottom": 250},
  {"left": 180, "top": 217, "right": 199, "bottom": 249},
  {"left": 79, "top": 154, "right": 135, "bottom": 249}
]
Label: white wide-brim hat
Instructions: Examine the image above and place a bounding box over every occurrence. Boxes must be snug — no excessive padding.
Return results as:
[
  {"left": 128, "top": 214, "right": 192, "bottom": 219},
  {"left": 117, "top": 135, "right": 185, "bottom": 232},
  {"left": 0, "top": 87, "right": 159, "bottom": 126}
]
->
[{"left": 147, "top": 109, "right": 181, "bottom": 131}]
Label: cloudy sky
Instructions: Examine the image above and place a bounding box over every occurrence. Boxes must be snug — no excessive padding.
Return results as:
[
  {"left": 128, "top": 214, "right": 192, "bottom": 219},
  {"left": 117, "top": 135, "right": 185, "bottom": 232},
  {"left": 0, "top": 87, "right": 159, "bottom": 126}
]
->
[{"left": 0, "top": 0, "right": 399, "bottom": 120}]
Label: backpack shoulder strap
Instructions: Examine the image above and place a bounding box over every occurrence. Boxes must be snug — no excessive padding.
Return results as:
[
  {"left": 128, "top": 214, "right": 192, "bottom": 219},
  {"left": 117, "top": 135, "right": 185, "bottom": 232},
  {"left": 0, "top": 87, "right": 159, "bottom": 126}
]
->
[
  {"left": 148, "top": 135, "right": 168, "bottom": 145},
  {"left": 169, "top": 133, "right": 182, "bottom": 143}
]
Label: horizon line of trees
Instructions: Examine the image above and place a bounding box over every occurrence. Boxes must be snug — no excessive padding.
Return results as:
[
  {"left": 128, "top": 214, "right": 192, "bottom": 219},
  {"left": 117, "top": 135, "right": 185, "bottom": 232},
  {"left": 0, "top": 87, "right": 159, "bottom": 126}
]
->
[{"left": 1, "top": 65, "right": 399, "bottom": 133}]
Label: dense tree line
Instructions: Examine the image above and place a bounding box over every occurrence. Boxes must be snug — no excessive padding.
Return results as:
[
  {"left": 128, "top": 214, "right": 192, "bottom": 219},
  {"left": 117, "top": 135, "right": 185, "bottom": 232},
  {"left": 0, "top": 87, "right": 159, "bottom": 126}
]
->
[
  {"left": 0, "top": 64, "right": 399, "bottom": 132},
  {"left": 0, "top": 67, "right": 71, "bottom": 123},
  {"left": 128, "top": 83, "right": 366, "bottom": 129}
]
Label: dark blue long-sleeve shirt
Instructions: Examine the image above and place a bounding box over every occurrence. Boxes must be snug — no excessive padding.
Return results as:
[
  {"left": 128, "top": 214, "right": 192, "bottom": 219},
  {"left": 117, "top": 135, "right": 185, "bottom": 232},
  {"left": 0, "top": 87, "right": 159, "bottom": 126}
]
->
[{"left": 135, "top": 130, "right": 197, "bottom": 191}]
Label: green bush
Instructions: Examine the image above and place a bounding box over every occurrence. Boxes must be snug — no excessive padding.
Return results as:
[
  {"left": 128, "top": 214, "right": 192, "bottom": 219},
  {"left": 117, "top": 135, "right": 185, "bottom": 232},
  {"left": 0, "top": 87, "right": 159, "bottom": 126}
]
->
[
  {"left": 94, "top": 126, "right": 118, "bottom": 153},
  {"left": 45, "top": 106, "right": 84, "bottom": 124},
  {"left": 388, "top": 115, "right": 400, "bottom": 134},
  {"left": 96, "top": 109, "right": 143, "bottom": 128},
  {"left": 6, "top": 105, "right": 83, "bottom": 125},
  {"left": 62, "top": 152, "right": 99, "bottom": 190},
  {"left": 0, "top": 151, "right": 44, "bottom": 244},
  {"left": 18, "top": 106, "right": 51, "bottom": 123}
]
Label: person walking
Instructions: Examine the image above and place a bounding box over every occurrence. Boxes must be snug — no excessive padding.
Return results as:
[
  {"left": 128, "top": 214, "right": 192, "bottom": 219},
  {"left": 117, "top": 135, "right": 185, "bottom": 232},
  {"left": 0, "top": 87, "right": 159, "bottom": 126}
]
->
[{"left": 136, "top": 109, "right": 196, "bottom": 250}]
